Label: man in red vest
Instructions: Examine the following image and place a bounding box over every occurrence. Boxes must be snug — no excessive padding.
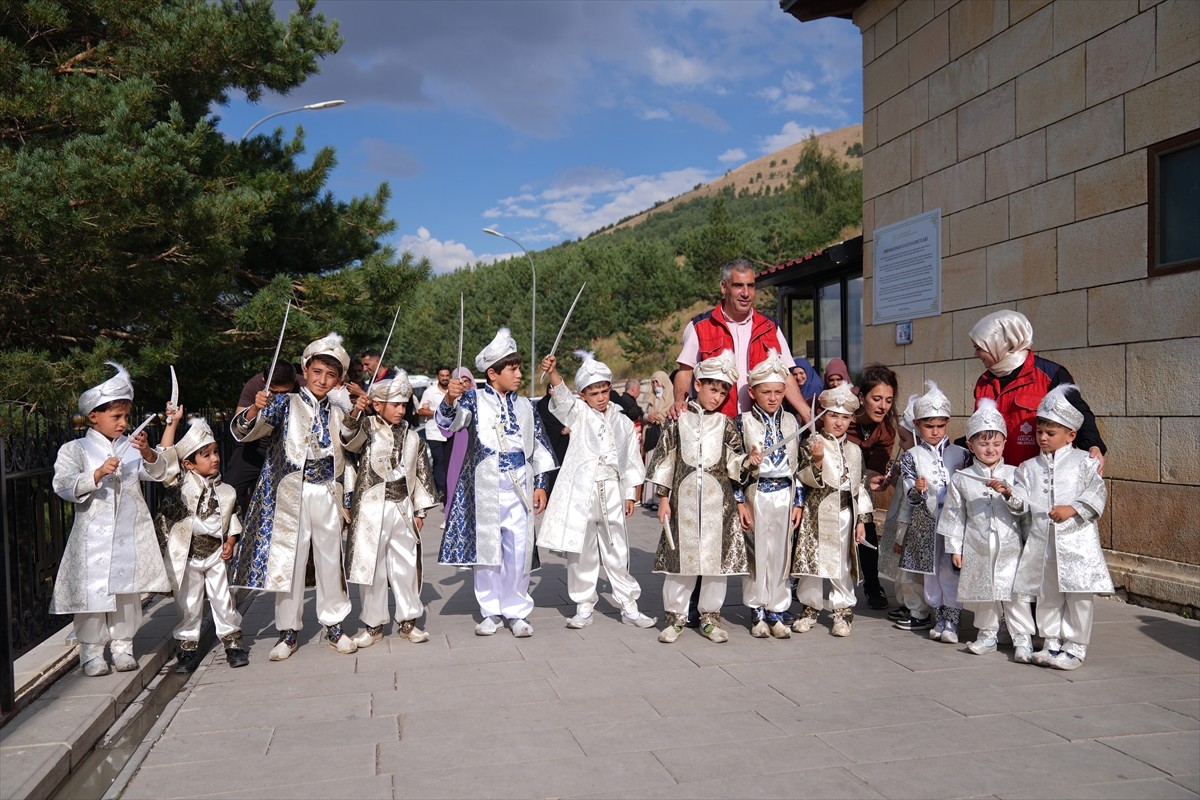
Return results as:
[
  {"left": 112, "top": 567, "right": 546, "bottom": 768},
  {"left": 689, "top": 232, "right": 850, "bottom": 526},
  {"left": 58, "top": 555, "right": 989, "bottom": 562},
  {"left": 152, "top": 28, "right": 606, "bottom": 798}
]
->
[{"left": 671, "top": 260, "right": 811, "bottom": 421}]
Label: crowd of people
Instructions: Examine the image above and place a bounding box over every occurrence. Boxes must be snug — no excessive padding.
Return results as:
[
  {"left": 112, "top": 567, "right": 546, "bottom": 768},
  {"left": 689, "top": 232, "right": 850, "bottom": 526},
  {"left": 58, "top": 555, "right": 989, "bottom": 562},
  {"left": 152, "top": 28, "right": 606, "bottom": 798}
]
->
[{"left": 49, "top": 258, "right": 1112, "bottom": 678}]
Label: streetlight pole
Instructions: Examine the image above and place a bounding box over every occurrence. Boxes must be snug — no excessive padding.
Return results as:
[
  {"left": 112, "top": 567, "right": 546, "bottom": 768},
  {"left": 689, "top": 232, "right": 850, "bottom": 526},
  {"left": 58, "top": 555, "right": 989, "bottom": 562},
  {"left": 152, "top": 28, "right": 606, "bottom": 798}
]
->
[
  {"left": 239, "top": 99, "right": 347, "bottom": 144},
  {"left": 483, "top": 228, "right": 537, "bottom": 398}
]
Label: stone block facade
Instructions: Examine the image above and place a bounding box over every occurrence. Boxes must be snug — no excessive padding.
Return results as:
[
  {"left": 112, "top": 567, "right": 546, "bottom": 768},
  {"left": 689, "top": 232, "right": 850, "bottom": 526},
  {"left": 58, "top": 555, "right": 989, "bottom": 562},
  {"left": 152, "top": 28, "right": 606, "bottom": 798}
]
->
[{"left": 845, "top": 0, "right": 1200, "bottom": 609}]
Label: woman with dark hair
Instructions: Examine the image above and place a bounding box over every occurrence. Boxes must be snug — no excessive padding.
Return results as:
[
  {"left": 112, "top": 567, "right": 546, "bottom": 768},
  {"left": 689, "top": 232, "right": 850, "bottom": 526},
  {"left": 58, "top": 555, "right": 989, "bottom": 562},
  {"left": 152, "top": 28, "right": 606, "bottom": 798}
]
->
[{"left": 847, "top": 363, "right": 898, "bottom": 610}]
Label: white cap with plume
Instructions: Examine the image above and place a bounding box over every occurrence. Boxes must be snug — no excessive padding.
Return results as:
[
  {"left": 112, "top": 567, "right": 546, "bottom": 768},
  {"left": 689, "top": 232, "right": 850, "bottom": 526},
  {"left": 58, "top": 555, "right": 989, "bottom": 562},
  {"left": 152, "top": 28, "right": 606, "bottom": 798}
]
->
[
  {"left": 302, "top": 332, "right": 350, "bottom": 374},
  {"left": 78, "top": 362, "right": 134, "bottom": 415},
  {"left": 966, "top": 397, "right": 1007, "bottom": 440},
  {"left": 174, "top": 418, "right": 216, "bottom": 462},
  {"left": 819, "top": 382, "right": 860, "bottom": 415},
  {"left": 369, "top": 370, "right": 414, "bottom": 403},
  {"left": 572, "top": 350, "right": 613, "bottom": 391},
  {"left": 899, "top": 394, "right": 918, "bottom": 433},
  {"left": 913, "top": 380, "right": 952, "bottom": 420},
  {"left": 475, "top": 327, "right": 518, "bottom": 373},
  {"left": 748, "top": 349, "right": 789, "bottom": 386},
  {"left": 1037, "top": 383, "right": 1084, "bottom": 431},
  {"left": 694, "top": 350, "right": 738, "bottom": 386}
]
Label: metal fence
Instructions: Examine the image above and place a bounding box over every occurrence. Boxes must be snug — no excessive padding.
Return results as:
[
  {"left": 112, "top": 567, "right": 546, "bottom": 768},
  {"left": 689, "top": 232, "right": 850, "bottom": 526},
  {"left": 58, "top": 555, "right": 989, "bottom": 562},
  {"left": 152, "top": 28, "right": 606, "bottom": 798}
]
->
[{"left": 0, "top": 409, "right": 234, "bottom": 712}]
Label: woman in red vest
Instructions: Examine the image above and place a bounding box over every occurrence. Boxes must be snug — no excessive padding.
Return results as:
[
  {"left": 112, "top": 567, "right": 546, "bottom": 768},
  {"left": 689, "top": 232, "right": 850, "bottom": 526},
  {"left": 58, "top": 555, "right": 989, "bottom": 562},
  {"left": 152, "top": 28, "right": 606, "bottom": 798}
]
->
[{"left": 970, "top": 310, "right": 1106, "bottom": 470}]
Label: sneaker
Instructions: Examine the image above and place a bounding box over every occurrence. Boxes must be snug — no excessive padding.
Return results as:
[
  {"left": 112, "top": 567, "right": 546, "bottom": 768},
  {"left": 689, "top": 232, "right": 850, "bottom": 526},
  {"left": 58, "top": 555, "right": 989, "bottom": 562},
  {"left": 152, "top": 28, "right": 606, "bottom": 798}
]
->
[
  {"left": 566, "top": 613, "right": 594, "bottom": 629},
  {"left": 352, "top": 625, "right": 384, "bottom": 648},
  {"left": 894, "top": 615, "right": 933, "bottom": 631},
  {"left": 510, "top": 619, "right": 533, "bottom": 638},
  {"left": 940, "top": 628, "right": 959, "bottom": 644},
  {"left": 1031, "top": 648, "right": 1060, "bottom": 667},
  {"left": 82, "top": 657, "right": 111, "bottom": 677},
  {"left": 701, "top": 623, "right": 729, "bottom": 643},
  {"left": 792, "top": 608, "right": 820, "bottom": 634},
  {"left": 1013, "top": 645, "right": 1034, "bottom": 664},
  {"left": 326, "top": 624, "right": 358, "bottom": 654},
  {"left": 475, "top": 616, "right": 502, "bottom": 636},
  {"left": 621, "top": 611, "right": 657, "bottom": 628},
  {"left": 225, "top": 647, "right": 249, "bottom": 668},
  {"left": 831, "top": 617, "right": 852, "bottom": 637},
  {"left": 269, "top": 630, "right": 299, "bottom": 661},
  {"left": 397, "top": 620, "right": 430, "bottom": 643},
  {"left": 867, "top": 592, "right": 889, "bottom": 610},
  {"left": 1050, "top": 652, "right": 1084, "bottom": 671},
  {"left": 658, "top": 624, "right": 684, "bottom": 644},
  {"left": 967, "top": 636, "right": 997, "bottom": 655},
  {"left": 174, "top": 649, "right": 199, "bottom": 674},
  {"left": 887, "top": 607, "right": 909, "bottom": 622}
]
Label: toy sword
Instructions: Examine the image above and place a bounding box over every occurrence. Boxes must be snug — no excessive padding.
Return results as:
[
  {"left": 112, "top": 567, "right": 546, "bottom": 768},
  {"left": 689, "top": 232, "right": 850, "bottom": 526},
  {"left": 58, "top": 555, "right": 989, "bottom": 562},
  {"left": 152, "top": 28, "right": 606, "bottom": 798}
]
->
[
  {"left": 165, "top": 365, "right": 179, "bottom": 425},
  {"left": 113, "top": 414, "right": 156, "bottom": 459},
  {"left": 539, "top": 282, "right": 586, "bottom": 381},
  {"left": 456, "top": 293, "right": 464, "bottom": 372},
  {"left": 661, "top": 508, "right": 675, "bottom": 550},
  {"left": 762, "top": 409, "right": 826, "bottom": 457},
  {"left": 353, "top": 301, "right": 403, "bottom": 420},
  {"left": 265, "top": 298, "right": 292, "bottom": 390}
]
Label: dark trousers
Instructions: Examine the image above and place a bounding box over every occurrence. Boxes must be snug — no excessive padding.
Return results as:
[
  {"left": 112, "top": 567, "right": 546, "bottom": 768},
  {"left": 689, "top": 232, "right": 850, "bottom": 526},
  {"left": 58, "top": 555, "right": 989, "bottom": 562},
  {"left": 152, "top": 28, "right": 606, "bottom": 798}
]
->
[
  {"left": 859, "top": 520, "right": 884, "bottom": 598},
  {"left": 428, "top": 440, "right": 449, "bottom": 500}
]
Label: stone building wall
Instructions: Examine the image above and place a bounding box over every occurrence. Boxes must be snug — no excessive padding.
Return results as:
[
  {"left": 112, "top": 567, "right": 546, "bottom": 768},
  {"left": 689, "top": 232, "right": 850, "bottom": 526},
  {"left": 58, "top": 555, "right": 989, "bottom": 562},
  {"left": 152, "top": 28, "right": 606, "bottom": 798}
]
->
[{"left": 851, "top": 0, "right": 1200, "bottom": 610}]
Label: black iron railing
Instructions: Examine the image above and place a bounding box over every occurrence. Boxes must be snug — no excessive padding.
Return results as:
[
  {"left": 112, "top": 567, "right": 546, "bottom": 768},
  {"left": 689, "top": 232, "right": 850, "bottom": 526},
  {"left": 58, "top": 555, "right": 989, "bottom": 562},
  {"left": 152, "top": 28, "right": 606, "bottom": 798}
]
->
[{"left": 0, "top": 408, "right": 234, "bottom": 712}]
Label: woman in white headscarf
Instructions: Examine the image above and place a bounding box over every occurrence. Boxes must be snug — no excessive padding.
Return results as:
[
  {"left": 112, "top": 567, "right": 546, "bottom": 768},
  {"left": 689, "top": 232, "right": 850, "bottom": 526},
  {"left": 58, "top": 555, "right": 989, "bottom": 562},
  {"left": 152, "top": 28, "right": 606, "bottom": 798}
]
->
[
  {"left": 969, "top": 310, "right": 1106, "bottom": 470},
  {"left": 640, "top": 370, "right": 674, "bottom": 506}
]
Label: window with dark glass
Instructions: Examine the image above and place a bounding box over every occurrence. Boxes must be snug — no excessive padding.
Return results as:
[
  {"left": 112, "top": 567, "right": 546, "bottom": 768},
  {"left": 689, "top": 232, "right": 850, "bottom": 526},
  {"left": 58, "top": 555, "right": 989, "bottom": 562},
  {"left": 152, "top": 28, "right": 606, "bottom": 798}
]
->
[{"left": 1148, "top": 129, "right": 1200, "bottom": 276}]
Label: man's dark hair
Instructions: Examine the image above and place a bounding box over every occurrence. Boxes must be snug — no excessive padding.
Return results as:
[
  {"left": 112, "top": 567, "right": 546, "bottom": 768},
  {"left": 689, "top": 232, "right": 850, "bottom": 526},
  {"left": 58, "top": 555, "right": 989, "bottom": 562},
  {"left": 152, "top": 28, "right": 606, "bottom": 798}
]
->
[
  {"left": 436, "top": 365, "right": 452, "bottom": 375},
  {"left": 360, "top": 348, "right": 381, "bottom": 359},
  {"left": 486, "top": 352, "right": 523, "bottom": 378},
  {"left": 266, "top": 361, "right": 297, "bottom": 387},
  {"left": 307, "top": 354, "right": 344, "bottom": 378}
]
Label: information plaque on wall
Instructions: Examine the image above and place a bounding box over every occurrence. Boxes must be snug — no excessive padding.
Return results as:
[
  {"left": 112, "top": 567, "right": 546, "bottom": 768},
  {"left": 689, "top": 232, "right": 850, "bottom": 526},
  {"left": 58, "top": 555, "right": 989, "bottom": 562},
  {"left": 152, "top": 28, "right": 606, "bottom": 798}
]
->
[{"left": 872, "top": 209, "right": 942, "bottom": 325}]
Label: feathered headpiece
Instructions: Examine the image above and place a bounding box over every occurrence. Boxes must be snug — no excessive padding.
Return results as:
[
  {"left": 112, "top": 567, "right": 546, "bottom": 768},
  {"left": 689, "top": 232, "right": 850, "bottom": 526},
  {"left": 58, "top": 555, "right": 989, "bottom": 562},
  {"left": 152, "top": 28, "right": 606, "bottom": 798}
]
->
[
  {"left": 913, "top": 379, "right": 952, "bottom": 420},
  {"left": 1037, "top": 383, "right": 1084, "bottom": 431},
  {"left": 476, "top": 327, "right": 518, "bottom": 373},
  {"left": 966, "top": 397, "right": 1007, "bottom": 440},
  {"left": 748, "top": 349, "right": 789, "bottom": 386},
  {"left": 818, "top": 382, "right": 860, "bottom": 415},
  {"left": 572, "top": 349, "right": 612, "bottom": 391},
  {"left": 694, "top": 350, "right": 738, "bottom": 386},
  {"left": 78, "top": 362, "right": 134, "bottom": 415},
  {"left": 899, "top": 393, "right": 918, "bottom": 433},
  {"left": 369, "top": 370, "right": 414, "bottom": 403},
  {"left": 302, "top": 331, "right": 350, "bottom": 374}
]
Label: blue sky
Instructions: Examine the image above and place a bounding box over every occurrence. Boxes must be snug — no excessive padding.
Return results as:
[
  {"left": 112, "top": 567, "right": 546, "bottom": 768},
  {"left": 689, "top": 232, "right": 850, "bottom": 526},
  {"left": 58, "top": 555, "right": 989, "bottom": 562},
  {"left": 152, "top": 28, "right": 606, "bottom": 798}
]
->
[{"left": 213, "top": 0, "right": 863, "bottom": 273}]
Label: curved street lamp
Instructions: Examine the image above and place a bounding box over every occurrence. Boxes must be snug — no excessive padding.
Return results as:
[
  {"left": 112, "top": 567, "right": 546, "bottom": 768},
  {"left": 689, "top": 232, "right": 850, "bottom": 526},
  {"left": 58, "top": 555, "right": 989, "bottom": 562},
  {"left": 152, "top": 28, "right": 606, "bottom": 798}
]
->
[
  {"left": 239, "top": 99, "right": 347, "bottom": 143},
  {"left": 483, "top": 228, "right": 537, "bottom": 398}
]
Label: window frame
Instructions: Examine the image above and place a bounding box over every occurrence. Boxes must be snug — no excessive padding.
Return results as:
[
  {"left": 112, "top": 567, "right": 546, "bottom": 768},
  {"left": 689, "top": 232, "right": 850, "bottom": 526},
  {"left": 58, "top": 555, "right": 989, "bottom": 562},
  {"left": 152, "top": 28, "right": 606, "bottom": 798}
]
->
[{"left": 1147, "top": 128, "right": 1200, "bottom": 277}]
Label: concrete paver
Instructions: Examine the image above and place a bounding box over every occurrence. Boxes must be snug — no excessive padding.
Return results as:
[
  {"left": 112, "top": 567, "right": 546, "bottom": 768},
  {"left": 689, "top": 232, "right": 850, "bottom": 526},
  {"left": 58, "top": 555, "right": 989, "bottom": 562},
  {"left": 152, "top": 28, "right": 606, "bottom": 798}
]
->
[{"left": 17, "top": 504, "right": 1200, "bottom": 799}]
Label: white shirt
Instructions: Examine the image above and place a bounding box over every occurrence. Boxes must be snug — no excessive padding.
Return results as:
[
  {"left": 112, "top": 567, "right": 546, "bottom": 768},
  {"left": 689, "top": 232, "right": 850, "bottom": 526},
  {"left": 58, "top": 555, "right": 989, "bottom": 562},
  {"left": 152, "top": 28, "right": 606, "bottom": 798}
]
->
[
  {"left": 677, "top": 316, "right": 794, "bottom": 413},
  {"left": 421, "top": 384, "right": 448, "bottom": 442}
]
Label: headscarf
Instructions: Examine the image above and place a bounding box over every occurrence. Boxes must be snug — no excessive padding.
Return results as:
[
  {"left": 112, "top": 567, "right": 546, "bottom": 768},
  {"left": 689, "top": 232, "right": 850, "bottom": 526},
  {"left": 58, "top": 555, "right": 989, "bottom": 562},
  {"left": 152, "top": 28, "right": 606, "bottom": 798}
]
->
[
  {"left": 969, "top": 310, "right": 1034, "bottom": 378},
  {"left": 824, "top": 357, "right": 850, "bottom": 386},
  {"left": 644, "top": 370, "right": 673, "bottom": 417},
  {"left": 792, "top": 357, "right": 824, "bottom": 401}
]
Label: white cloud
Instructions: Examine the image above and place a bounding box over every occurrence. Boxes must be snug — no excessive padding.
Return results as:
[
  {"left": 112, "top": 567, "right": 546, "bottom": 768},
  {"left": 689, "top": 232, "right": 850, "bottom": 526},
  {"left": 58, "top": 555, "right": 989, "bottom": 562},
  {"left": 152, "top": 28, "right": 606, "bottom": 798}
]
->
[
  {"left": 645, "top": 46, "right": 715, "bottom": 87},
  {"left": 718, "top": 148, "right": 747, "bottom": 164},
  {"left": 638, "top": 107, "right": 672, "bottom": 121},
  {"left": 397, "top": 227, "right": 477, "bottom": 274},
  {"left": 758, "top": 121, "right": 832, "bottom": 154}
]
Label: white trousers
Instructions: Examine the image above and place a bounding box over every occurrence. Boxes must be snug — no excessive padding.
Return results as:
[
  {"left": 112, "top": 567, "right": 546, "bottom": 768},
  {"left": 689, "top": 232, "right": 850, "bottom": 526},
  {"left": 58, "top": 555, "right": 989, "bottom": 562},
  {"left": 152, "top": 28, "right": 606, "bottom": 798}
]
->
[
  {"left": 742, "top": 488, "right": 793, "bottom": 612},
  {"left": 173, "top": 548, "right": 242, "bottom": 641},
  {"left": 896, "top": 571, "right": 930, "bottom": 616},
  {"left": 923, "top": 537, "right": 961, "bottom": 611},
  {"left": 275, "top": 481, "right": 352, "bottom": 632},
  {"left": 796, "top": 505, "right": 855, "bottom": 611},
  {"left": 75, "top": 593, "right": 140, "bottom": 648},
  {"left": 663, "top": 574, "right": 726, "bottom": 616},
  {"left": 1038, "top": 545, "right": 1094, "bottom": 658},
  {"left": 971, "top": 600, "right": 1035, "bottom": 646},
  {"left": 358, "top": 501, "right": 423, "bottom": 627},
  {"left": 474, "top": 472, "right": 534, "bottom": 621},
  {"left": 567, "top": 479, "right": 642, "bottom": 614}
]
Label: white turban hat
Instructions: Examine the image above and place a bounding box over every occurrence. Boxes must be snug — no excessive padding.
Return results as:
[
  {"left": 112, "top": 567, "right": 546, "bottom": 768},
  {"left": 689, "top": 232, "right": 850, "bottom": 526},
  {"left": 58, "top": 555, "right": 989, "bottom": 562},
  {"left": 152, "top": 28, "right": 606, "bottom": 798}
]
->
[
  {"left": 174, "top": 418, "right": 216, "bottom": 462},
  {"left": 302, "top": 332, "right": 351, "bottom": 374},
  {"left": 476, "top": 327, "right": 519, "bottom": 373},
  {"left": 913, "top": 380, "right": 952, "bottom": 420},
  {"left": 966, "top": 397, "right": 1007, "bottom": 440},
  {"left": 819, "top": 382, "right": 860, "bottom": 415},
  {"left": 748, "top": 350, "right": 789, "bottom": 386},
  {"left": 368, "top": 370, "right": 413, "bottom": 403},
  {"left": 1037, "top": 383, "right": 1084, "bottom": 431},
  {"left": 78, "top": 362, "right": 134, "bottom": 415},
  {"left": 572, "top": 350, "right": 613, "bottom": 391},
  {"left": 694, "top": 350, "right": 738, "bottom": 386}
]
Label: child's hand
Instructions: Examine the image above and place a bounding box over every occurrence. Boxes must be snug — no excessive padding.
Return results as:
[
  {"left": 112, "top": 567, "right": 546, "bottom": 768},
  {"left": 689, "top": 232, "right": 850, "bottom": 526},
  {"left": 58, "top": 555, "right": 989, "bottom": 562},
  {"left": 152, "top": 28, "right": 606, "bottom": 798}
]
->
[
  {"left": 352, "top": 393, "right": 370, "bottom": 417},
  {"left": 94, "top": 456, "right": 120, "bottom": 483},
  {"left": 893, "top": 542, "right": 904, "bottom": 555},
  {"left": 540, "top": 355, "right": 557, "bottom": 378},
  {"left": 749, "top": 445, "right": 763, "bottom": 467},
  {"left": 245, "top": 390, "right": 269, "bottom": 420},
  {"left": 414, "top": 516, "right": 425, "bottom": 533},
  {"left": 790, "top": 506, "right": 803, "bottom": 530},
  {"left": 165, "top": 403, "right": 184, "bottom": 428},
  {"left": 1049, "top": 504, "right": 1076, "bottom": 523},
  {"left": 738, "top": 502, "right": 754, "bottom": 531},
  {"left": 624, "top": 499, "right": 635, "bottom": 518},
  {"left": 657, "top": 496, "right": 670, "bottom": 526},
  {"left": 221, "top": 537, "right": 237, "bottom": 561},
  {"left": 987, "top": 478, "right": 1011, "bottom": 497},
  {"left": 869, "top": 474, "right": 888, "bottom": 491},
  {"left": 915, "top": 476, "right": 927, "bottom": 494},
  {"left": 445, "top": 377, "right": 464, "bottom": 403},
  {"left": 951, "top": 553, "right": 962, "bottom": 569},
  {"left": 532, "top": 488, "right": 548, "bottom": 515},
  {"left": 809, "top": 437, "right": 824, "bottom": 464},
  {"left": 131, "top": 431, "right": 154, "bottom": 460},
  {"left": 854, "top": 521, "right": 867, "bottom": 544}
]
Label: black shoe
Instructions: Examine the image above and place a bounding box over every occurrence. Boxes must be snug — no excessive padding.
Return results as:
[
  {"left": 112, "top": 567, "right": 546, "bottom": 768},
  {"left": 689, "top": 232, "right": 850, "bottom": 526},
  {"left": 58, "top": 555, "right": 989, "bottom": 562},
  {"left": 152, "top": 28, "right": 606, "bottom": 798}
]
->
[
  {"left": 894, "top": 615, "right": 934, "bottom": 631},
  {"left": 225, "top": 647, "right": 249, "bottom": 668},
  {"left": 887, "top": 607, "right": 909, "bottom": 621},
  {"left": 867, "top": 593, "right": 889, "bottom": 610},
  {"left": 684, "top": 610, "right": 701, "bottom": 629},
  {"left": 174, "top": 650, "right": 198, "bottom": 674}
]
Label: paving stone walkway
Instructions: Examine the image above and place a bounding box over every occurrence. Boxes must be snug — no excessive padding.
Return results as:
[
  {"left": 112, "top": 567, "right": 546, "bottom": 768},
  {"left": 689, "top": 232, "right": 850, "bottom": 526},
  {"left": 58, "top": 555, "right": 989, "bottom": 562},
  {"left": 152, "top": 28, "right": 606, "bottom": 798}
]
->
[{"left": 112, "top": 506, "right": 1200, "bottom": 799}]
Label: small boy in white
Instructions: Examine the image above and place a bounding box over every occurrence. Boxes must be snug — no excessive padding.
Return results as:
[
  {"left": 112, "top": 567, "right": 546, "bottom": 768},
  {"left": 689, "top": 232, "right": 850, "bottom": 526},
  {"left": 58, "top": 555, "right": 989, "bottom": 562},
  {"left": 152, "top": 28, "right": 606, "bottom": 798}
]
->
[
  {"left": 156, "top": 415, "right": 248, "bottom": 672},
  {"left": 882, "top": 397, "right": 927, "bottom": 625},
  {"left": 537, "top": 353, "right": 655, "bottom": 629},
  {"left": 437, "top": 328, "right": 557, "bottom": 638},
  {"left": 791, "top": 382, "right": 874, "bottom": 637},
  {"left": 52, "top": 363, "right": 170, "bottom": 676},
  {"left": 647, "top": 351, "right": 749, "bottom": 644},
  {"left": 343, "top": 373, "right": 439, "bottom": 646},
  {"left": 938, "top": 399, "right": 1035, "bottom": 659},
  {"left": 735, "top": 351, "right": 803, "bottom": 639},
  {"left": 894, "top": 381, "right": 969, "bottom": 641},
  {"left": 1002, "top": 385, "right": 1111, "bottom": 670}
]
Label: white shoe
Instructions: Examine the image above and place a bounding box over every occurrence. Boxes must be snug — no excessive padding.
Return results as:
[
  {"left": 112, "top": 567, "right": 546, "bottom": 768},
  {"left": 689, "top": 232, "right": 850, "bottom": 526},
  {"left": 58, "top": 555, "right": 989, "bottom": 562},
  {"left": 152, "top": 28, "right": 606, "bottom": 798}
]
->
[
  {"left": 928, "top": 628, "right": 943, "bottom": 641},
  {"left": 940, "top": 628, "right": 959, "bottom": 644},
  {"left": 326, "top": 625, "right": 358, "bottom": 654},
  {"left": 967, "top": 636, "right": 998, "bottom": 655},
  {"left": 622, "top": 611, "right": 657, "bottom": 628},
  {"left": 768, "top": 620, "right": 791, "bottom": 639},
  {"left": 269, "top": 631, "right": 299, "bottom": 661},
  {"left": 1031, "top": 648, "right": 1059, "bottom": 666},
  {"left": 111, "top": 653, "right": 138, "bottom": 672},
  {"left": 792, "top": 611, "right": 819, "bottom": 634},
  {"left": 750, "top": 620, "right": 770, "bottom": 638},
  {"left": 82, "top": 657, "right": 111, "bottom": 677},
  {"left": 510, "top": 619, "right": 534, "bottom": 638},
  {"left": 352, "top": 626, "right": 384, "bottom": 648},
  {"left": 701, "top": 623, "right": 729, "bottom": 643},
  {"left": 475, "top": 616, "right": 502, "bottom": 636},
  {"left": 830, "top": 617, "right": 852, "bottom": 637},
  {"left": 566, "top": 613, "right": 593, "bottom": 629},
  {"left": 397, "top": 621, "right": 430, "bottom": 643},
  {"left": 658, "top": 625, "right": 683, "bottom": 644},
  {"left": 1014, "top": 645, "right": 1034, "bottom": 664},
  {"left": 1050, "top": 651, "right": 1084, "bottom": 671}
]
